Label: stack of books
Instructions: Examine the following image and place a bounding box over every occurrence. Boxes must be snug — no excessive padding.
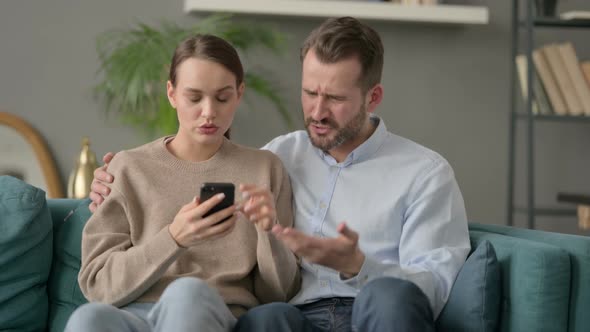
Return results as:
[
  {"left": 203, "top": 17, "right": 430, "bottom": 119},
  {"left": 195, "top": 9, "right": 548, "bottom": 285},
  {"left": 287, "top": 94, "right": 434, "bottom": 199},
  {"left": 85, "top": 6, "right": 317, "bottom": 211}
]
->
[
  {"left": 557, "top": 192, "right": 590, "bottom": 230},
  {"left": 515, "top": 42, "right": 590, "bottom": 116}
]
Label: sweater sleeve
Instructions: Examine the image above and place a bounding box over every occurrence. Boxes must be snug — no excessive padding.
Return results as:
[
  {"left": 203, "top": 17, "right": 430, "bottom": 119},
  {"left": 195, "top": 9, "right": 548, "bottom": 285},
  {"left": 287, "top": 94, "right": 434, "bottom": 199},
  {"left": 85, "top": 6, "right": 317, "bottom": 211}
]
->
[
  {"left": 253, "top": 159, "right": 301, "bottom": 303},
  {"left": 78, "top": 179, "right": 185, "bottom": 307}
]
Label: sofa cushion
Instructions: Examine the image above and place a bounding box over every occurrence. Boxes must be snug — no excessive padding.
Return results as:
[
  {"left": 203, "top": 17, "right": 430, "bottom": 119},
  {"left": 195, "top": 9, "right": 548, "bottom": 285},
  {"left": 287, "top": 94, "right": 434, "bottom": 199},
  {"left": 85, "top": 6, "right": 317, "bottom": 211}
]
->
[
  {"left": 47, "top": 199, "right": 90, "bottom": 332},
  {"left": 0, "top": 176, "right": 53, "bottom": 331},
  {"left": 470, "top": 223, "right": 590, "bottom": 332},
  {"left": 437, "top": 240, "right": 500, "bottom": 332},
  {"left": 469, "top": 230, "right": 571, "bottom": 332}
]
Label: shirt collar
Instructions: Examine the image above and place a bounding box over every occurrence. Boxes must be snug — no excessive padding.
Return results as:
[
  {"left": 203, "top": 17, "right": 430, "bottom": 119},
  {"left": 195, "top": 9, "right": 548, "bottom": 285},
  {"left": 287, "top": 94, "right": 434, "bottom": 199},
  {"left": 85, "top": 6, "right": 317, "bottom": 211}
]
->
[{"left": 316, "top": 115, "right": 387, "bottom": 167}]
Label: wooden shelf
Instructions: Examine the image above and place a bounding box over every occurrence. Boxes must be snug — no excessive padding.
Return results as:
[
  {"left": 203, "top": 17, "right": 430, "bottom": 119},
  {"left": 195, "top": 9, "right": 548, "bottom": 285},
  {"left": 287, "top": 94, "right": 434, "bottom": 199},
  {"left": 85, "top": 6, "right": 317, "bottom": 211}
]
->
[
  {"left": 557, "top": 192, "right": 590, "bottom": 206},
  {"left": 514, "top": 206, "right": 577, "bottom": 217},
  {"left": 517, "top": 18, "right": 590, "bottom": 29},
  {"left": 514, "top": 113, "right": 590, "bottom": 122},
  {"left": 535, "top": 17, "right": 590, "bottom": 28},
  {"left": 184, "top": 0, "right": 489, "bottom": 25}
]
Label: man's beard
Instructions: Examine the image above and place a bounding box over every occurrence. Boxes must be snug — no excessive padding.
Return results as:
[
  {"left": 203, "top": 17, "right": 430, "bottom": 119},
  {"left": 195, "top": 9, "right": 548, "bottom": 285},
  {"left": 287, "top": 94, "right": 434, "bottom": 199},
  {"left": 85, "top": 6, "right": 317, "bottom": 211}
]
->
[{"left": 304, "top": 105, "right": 368, "bottom": 152}]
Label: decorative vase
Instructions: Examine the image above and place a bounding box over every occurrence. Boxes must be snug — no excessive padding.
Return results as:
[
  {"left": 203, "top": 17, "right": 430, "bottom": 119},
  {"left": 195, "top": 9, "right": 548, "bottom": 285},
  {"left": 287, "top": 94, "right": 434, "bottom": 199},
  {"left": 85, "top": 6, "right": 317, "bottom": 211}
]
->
[{"left": 67, "top": 137, "right": 98, "bottom": 199}]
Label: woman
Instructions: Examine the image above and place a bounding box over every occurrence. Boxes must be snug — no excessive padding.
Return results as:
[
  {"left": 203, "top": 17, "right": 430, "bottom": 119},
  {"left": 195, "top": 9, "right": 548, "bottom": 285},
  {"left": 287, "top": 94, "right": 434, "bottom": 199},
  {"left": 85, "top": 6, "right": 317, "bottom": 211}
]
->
[{"left": 65, "top": 34, "right": 300, "bottom": 332}]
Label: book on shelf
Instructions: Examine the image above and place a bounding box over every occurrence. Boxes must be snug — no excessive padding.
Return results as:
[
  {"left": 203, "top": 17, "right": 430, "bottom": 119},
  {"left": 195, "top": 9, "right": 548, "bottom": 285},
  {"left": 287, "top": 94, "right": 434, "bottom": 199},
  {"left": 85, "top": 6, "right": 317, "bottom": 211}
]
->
[
  {"left": 557, "top": 42, "right": 590, "bottom": 116},
  {"left": 557, "top": 192, "right": 590, "bottom": 230},
  {"left": 515, "top": 54, "right": 552, "bottom": 115},
  {"left": 532, "top": 49, "right": 568, "bottom": 115},
  {"left": 559, "top": 11, "right": 590, "bottom": 20},
  {"left": 542, "top": 44, "right": 584, "bottom": 116},
  {"left": 582, "top": 61, "right": 590, "bottom": 88},
  {"left": 579, "top": 206, "right": 590, "bottom": 230}
]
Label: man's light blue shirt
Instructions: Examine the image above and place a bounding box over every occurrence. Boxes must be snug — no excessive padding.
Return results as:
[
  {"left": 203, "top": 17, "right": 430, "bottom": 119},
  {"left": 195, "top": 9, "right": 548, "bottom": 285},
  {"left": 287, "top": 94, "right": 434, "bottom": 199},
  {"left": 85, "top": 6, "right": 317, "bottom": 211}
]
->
[{"left": 262, "top": 116, "right": 470, "bottom": 317}]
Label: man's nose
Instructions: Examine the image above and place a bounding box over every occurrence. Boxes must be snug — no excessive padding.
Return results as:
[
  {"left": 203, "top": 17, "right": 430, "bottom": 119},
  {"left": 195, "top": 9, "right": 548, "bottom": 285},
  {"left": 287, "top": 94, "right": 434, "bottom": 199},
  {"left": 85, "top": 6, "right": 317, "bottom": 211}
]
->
[{"left": 310, "top": 96, "right": 328, "bottom": 120}]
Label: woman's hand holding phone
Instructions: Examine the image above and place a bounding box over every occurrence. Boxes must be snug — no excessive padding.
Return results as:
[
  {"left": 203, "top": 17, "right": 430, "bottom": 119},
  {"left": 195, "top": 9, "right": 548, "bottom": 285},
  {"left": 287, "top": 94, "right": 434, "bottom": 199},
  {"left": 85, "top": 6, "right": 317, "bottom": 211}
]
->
[
  {"left": 168, "top": 194, "right": 238, "bottom": 248},
  {"left": 239, "top": 183, "right": 277, "bottom": 231}
]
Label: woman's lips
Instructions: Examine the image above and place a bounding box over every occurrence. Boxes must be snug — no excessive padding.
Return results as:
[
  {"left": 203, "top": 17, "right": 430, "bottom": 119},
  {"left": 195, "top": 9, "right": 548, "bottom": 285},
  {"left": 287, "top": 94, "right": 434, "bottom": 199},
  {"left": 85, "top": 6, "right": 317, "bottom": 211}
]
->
[{"left": 198, "top": 125, "right": 219, "bottom": 135}]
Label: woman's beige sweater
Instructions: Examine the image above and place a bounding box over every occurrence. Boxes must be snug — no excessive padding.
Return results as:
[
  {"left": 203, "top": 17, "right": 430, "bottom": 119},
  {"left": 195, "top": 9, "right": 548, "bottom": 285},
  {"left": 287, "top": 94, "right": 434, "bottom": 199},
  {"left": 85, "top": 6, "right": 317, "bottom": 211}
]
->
[{"left": 78, "top": 137, "right": 300, "bottom": 317}]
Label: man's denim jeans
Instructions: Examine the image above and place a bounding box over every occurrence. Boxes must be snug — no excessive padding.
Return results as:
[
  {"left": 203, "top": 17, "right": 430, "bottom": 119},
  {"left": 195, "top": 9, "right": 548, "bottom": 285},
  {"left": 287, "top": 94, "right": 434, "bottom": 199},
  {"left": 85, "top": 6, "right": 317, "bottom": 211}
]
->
[
  {"left": 234, "top": 277, "right": 434, "bottom": 332},
  {"left": 298, "top": 297, "right": 354, "bottom": 331}
]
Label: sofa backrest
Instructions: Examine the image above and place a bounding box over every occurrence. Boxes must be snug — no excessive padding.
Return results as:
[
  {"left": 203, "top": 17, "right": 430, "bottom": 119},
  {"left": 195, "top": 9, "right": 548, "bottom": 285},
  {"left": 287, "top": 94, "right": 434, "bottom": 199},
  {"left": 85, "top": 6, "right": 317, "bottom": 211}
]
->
[{"left": 47, "top": 199, "right": 89, "bottom": 332}]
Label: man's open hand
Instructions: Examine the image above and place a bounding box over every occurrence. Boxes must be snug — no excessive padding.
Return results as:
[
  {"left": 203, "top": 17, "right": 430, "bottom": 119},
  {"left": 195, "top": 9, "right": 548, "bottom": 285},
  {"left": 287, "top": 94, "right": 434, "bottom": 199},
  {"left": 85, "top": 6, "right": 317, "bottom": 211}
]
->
[
  {"left": 272, "top": 222, "right": 365, "bottom": 278},
  {"left": 89, "top": 152, "right": 116, "bottom": 213}
]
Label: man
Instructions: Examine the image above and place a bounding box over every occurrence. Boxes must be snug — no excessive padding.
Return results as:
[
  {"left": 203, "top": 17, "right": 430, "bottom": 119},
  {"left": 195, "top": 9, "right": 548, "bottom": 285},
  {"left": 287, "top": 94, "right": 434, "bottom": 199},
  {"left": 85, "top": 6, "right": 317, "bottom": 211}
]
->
[{"left": 90, "top": 17, "right": 470, "bottom": 332}]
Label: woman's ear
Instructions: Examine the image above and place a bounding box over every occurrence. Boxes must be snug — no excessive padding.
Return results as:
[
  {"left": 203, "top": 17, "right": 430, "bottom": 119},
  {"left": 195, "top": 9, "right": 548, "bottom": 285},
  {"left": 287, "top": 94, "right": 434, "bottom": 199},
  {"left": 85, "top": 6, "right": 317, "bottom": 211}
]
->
[
  {"left": 237, "top": 82, "right": 245, "bottom": 100},
  {"left": 166, "top": 81, "right": 177, "bottom": 109}
]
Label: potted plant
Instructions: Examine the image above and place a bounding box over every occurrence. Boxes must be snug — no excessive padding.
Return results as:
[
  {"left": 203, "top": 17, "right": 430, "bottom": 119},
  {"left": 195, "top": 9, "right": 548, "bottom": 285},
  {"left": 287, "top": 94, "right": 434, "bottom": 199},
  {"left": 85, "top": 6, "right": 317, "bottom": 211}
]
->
[{"left": 94, "top": 14, "right": 292, "bottom": 138}]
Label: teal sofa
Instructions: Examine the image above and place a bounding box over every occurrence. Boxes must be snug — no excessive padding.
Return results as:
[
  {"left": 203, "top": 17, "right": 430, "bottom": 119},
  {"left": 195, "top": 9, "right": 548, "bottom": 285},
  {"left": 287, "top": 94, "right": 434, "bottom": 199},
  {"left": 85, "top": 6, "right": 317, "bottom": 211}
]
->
[{"left": 1, "top": 180, "right": 589, "bottom": 331}]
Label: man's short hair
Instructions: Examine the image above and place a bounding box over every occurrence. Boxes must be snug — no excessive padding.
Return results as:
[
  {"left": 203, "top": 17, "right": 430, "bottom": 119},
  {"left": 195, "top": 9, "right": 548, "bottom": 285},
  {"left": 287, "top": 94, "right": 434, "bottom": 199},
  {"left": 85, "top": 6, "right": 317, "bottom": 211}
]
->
[{"left": 300, "top": 16, "right": 384, "bottom": 93}]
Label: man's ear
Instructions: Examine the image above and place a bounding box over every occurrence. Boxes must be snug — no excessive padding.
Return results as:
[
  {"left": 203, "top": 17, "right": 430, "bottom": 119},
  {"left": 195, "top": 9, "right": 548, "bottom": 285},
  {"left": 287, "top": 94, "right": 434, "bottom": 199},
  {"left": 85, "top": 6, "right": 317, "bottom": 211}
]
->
[
  {"left": 166, "top": 81, "right": 177, "bottom": 109},
  {"left": 366, "top": 84, "right": 383, "bottom": 114}
]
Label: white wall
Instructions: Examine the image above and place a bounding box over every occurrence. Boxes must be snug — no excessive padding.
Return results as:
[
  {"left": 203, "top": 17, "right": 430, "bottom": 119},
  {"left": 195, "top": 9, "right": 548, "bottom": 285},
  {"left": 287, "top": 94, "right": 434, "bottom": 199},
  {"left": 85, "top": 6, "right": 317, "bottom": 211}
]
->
[{"left": 1, "top": 0, "right": 589, "bottom": 234}]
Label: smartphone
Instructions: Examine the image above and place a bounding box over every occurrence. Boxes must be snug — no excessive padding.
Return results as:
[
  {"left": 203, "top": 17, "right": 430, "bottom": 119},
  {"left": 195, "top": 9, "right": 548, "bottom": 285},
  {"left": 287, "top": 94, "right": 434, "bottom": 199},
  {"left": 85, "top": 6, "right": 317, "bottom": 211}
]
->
[{"left": 199, "top": 182, "right": 235, "bottom": 222}]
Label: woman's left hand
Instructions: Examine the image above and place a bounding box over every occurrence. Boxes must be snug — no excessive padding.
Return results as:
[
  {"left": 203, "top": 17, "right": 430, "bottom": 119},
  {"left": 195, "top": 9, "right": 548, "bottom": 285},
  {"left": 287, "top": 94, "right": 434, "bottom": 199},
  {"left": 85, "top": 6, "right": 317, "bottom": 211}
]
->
[{"left": 239, "top": 183, "right": 276, "bottom": 231}]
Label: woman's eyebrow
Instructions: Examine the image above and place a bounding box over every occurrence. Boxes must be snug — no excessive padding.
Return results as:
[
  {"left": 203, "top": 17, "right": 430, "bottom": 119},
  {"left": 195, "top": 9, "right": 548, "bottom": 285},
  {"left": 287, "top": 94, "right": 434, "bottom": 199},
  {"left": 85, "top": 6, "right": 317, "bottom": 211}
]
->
[
  {"left": 183, "top": 86, "right": 234, "bottom": 93},
  {"left": 184, "top": 87, "right": 202, "bottom": 93},
  {"left": 216, "top": 86, "right": 234, "bottom": 92}
]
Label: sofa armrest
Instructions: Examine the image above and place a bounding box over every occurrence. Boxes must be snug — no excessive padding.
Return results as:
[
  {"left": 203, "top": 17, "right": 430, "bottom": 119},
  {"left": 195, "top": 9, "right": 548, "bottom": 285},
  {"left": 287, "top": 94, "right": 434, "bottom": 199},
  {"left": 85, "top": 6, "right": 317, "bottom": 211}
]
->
[{"left": 47, "top": 199, "right": 85, "bottom": 228}]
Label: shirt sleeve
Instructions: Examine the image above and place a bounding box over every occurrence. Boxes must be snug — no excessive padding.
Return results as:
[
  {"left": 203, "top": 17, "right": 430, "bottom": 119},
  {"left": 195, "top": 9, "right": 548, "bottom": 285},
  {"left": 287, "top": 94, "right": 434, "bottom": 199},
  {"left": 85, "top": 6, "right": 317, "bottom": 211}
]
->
[
  {"left": 78, "top": 171, "right": 185, "bottom": 307},
  {"left": 340, "top": 160, "right": 470, "bottom": 318},
  {"left": 253, "top": 157, "right": 301, "bottom": 303}
]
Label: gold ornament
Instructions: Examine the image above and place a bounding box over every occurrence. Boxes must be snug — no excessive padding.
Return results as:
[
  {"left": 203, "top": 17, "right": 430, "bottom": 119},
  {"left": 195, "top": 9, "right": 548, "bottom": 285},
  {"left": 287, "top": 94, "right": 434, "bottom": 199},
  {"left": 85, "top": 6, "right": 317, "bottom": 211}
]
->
[{"left": 67, "top": 137, "right": 98, "bottom": 199}]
